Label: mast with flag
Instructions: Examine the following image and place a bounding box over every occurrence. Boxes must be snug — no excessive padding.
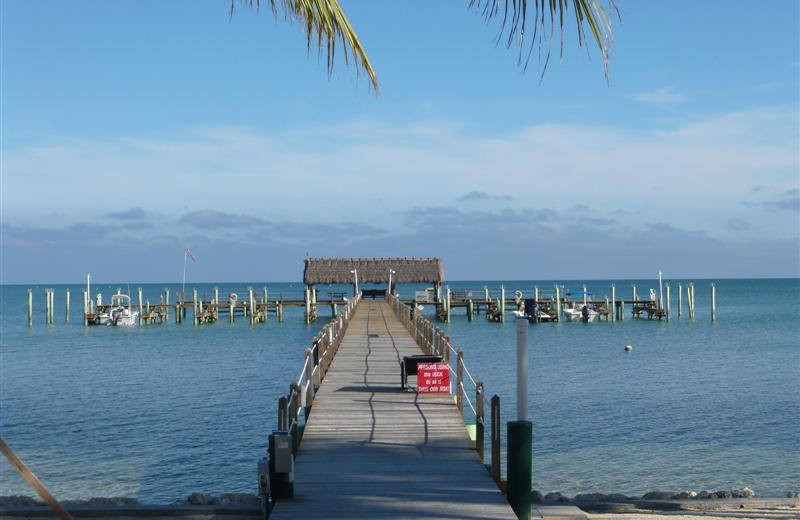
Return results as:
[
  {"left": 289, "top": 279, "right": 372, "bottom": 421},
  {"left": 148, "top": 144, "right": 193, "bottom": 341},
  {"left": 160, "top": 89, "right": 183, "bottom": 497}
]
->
[{"left": 182, "top": 248, "right": 197, "bottom": 296}]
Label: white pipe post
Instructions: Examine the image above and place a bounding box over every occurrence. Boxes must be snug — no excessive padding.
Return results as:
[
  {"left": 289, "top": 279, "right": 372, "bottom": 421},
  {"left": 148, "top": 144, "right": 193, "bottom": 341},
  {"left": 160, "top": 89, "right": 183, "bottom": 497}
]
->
[
  {"left": 611, "top": 284, "right": 616, "bottom": 322},
  {"left": 582, "top": 284, "right": 588, "bottom": 306},
  {"left": 711, "top": 283, "right": 717, "bottom": 322},
  {"left": 678, "top": 283, "right": 683, "bottom": 317},
  {"left": 516, "top": 317, "right": 528, "bottom": 421},
  {"left": 665, "top": 283, "right": 670, "bottom": 321},
  {"left": 555, "top": 285, "right": 561, "bottom": 319},
  {"left": 658, "top": 271, "right": 664, "bottom": 310}
]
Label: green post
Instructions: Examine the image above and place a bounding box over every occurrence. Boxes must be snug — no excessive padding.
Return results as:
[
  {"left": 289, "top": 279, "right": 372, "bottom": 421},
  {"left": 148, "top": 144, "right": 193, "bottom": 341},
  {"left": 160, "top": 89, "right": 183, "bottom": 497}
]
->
[{"left": 507, "top": 420, "right": 533, "bottom": 520}]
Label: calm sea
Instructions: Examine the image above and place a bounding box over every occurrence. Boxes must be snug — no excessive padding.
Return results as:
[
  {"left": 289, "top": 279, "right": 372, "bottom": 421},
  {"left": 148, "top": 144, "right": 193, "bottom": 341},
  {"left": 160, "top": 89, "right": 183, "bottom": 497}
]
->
[{"left": 1, "top": 279, "right": 798, "bottom": 501}]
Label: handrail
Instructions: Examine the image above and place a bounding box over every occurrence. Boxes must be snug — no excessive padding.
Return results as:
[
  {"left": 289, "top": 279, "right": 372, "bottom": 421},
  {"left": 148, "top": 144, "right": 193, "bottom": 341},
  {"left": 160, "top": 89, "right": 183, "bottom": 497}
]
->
[
  {"left": 386, "top": 292, "right": 489, "bottom": 464},
  {"left": 276, "top": 291, "right": 362, "bottom": 454}
]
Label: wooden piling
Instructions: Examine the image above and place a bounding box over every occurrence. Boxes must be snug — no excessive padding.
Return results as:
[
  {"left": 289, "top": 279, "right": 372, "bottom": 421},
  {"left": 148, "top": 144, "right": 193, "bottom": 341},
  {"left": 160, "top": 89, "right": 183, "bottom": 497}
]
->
[
  {"left": 555, "top": 285, "right": 561, "bottom": 318},
  {"left": 445, "top": 287, "right": 451, "bottom": 323},
  {"left": 484, "top": 286, "right": 489, "bottom": 302},
  {"left": 632, "top": 284, "right": 638, "bottom": 302},
  {"left": 500, "top": 285, "right": 505, "bottom": 323},
  {"left": 82, "top": 290, "right": 88, "bottom": 326},
  {"left": 534, "top": 286, "right": 539, "bottom": 302},
  {"left": 249, "top": 288, "right": 255, "bottom": 325},
  {"left": 27, "top": 289, "right": 33, "bottom": 327},
  {"left": 611, "top": 284, "right": 616, "bottom": 322},
  {"left": 230, "top": 295, "right": 235, "bottom": 324},
  {"left": 65, "top": 290, "right": 70, "bottom": 323},
  {"left": 490, "top": 395, "right": 501, "bottom": 485},
  {"left": 467, "top": 299, "right": 474, "bottom": 321},
  {"left": 138, "top": 288, "right": 143, "bottom": 323},
  {"left": 456, "top": 349, "right": 464, "bottom": 413},
  {"left": 475, "top": 382, "right": 485, "bottom": 462},
  {"left": 678, "top": 283, "right": 683, "bottom": 317},
  {"left": 665, "top": 283, "right": 671, "bottom": 321},
  {"left": 263, "top": 287, "right": 269, "bottom": 322},
  {"left": 711, "top": 283, "right": 717, "bottom": 322},
  {"left": 192, "top": 288, "right": 198, "bottom": 326},
  {"left": 45, "top": 289, "right": 51, "bottom": 325}
]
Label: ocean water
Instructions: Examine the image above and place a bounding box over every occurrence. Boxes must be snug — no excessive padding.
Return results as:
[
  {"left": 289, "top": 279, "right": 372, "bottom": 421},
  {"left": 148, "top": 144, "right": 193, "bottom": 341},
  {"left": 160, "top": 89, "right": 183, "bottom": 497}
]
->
[{"left": 1, "top": 279, "right": 798, "bottom": 501}]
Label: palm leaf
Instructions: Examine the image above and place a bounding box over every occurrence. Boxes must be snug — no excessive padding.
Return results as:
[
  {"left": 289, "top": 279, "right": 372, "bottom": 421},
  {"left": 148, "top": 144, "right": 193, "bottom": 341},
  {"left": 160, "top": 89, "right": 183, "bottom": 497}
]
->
[
  {"left": 232, "top": 0, "right": 379, "bottom": 93},
  {"left": 469, "top": 0, "right": 618, "bottom": 81}
]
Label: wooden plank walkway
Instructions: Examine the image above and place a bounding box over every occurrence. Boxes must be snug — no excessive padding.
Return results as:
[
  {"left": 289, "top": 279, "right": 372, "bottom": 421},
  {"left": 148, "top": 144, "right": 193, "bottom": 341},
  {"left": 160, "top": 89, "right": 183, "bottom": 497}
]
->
[{"left": 270, "top": 300, "right": 517, "bottom": 519}]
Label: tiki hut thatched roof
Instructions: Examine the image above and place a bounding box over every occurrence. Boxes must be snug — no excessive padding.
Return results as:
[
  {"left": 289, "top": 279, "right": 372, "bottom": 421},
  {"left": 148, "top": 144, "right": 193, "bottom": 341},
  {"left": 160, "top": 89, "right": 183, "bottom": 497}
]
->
[{"left": 303, "top": 257, "right": 444, "bottom": 285}]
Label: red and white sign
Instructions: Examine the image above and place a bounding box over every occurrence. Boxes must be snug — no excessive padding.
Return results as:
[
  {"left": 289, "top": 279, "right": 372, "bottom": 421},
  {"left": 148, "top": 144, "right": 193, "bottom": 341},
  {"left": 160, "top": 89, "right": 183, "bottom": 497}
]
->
[{"left": 417, "top": 363, "right": 451, "bottom": 393}]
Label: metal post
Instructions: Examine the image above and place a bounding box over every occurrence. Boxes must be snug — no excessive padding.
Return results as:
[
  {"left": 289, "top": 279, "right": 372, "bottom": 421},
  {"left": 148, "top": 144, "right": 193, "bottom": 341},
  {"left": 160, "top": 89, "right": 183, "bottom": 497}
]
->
[
  {"left": 508, "top": 317, "right": 532, "bottom": 519},
  {"left": 65, "top": 290, "right": 70, "bottom": 323},
  {"left": 500, "top": 285, "right": 506, "bottom": 323},
  {"left": 456, "top": 349, "right": 464, "bottom": 413},
  {"left": 27, "top": 289, "right": 33, "bottom": 327},
  {"left": 711, "top": 283, "right": 717, "bottom": 322},
  {"left": 665, "top": 283, "right": 671, "bottom": 321},
  {"left": 490, "top": 395, "right": 501, "bottom": 485},
  {"left": 678, "top": 283, "right": 683, "bottom": 317},
  {"left": 476, "top": 382, "right": 485, "bottom": 462},
  {"left": 610, "top": 284, "right": 616, "bottom": 322},
  {"left": 555, "top": 285, "right": 561, "bottom": 320}
]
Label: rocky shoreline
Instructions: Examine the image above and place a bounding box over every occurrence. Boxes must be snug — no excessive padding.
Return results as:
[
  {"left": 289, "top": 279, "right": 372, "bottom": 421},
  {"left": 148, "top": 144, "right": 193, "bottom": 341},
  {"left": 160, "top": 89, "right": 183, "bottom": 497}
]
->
[{"left": 1, "top": 487, "right": 798, "bottom": 508}]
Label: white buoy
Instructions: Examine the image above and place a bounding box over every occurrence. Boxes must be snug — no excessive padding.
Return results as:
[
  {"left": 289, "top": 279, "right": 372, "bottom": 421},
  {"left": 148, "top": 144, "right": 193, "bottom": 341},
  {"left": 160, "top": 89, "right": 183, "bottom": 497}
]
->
[{"left": 624, "top": 345, "right": 633, "bottom": 352}]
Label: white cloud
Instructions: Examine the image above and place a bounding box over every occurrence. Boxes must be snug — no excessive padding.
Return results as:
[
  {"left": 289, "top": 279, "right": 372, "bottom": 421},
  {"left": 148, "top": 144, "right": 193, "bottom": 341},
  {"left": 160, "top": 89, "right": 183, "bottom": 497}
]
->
[
  {"left": 632, "top": 86, "right": 688, "bottom": 106},
  {"left": 3, "top": 106, "right": 797, "bottom": 242}
]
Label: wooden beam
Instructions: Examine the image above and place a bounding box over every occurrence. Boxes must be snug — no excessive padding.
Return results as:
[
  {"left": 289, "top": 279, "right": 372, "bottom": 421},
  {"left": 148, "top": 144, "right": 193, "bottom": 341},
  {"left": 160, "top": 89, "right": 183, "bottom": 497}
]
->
[{"left": 0, "top": 437, "right": 74, "bottom": 520}]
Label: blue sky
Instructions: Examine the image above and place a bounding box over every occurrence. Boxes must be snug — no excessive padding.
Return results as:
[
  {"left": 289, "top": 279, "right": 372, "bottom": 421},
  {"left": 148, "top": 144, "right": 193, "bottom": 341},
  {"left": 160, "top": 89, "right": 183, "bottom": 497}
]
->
[{"left": 2, "top": 1, "right": 798, "bottom": 283}]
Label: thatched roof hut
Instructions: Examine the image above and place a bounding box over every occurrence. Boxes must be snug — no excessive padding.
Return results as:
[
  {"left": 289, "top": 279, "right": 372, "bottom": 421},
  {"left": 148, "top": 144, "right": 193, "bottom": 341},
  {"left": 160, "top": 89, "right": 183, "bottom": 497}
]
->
[{"left": 303, "top": 257, "right": 444, "bottom": 285}]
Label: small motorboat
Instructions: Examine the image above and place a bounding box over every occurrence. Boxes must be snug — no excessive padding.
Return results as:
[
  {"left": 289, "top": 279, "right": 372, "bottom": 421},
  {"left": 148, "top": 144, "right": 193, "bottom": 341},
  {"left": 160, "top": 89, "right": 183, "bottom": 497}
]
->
[
  {"left": 562, "top": 302, "right": 599, "bottom": 323},
  {"left": 107, "top": 294, "right": 138, "bottom": 326}
]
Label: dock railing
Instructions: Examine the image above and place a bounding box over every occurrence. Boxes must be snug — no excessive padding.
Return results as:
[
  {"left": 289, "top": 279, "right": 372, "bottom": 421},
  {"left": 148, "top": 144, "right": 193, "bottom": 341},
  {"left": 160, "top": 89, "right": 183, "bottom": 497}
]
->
[
  {"left": 276, "top": 292, "right": 362, "bottom": 453},
  {"left": 387, "top": 292, "right": 498, "bottom": 483}
]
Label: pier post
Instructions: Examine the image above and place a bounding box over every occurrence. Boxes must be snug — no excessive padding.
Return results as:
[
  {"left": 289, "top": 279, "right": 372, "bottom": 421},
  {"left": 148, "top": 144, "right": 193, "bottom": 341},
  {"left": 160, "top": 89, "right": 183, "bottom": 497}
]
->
[
  {"left": 65, "top": 290, "right": 70, "bottom": 323},
  {"left": 582, "top": 284, "right": 588, "bottom": 306},
  {"left": 456, "top": 349, "right": 464, "bottom": 413},
  {"left": 164, "top": 288, "right": 170, "bottom": 322},
  {"left": 193, "top": 288, "right": 198, "bottom": 326},
  {"left": 27, "top": 289, "right": 32, "bottom": 327},
  {"left": 446, "top": 287, "right": 451, "bottom": 323},
  {"left": 678, "top": 283, "right": 683, "bottom": 317},
  {"left": 83, "top": 290, "right": 89, "bottom": 326},
  {"left": 611, "top": 284, "right": 616, "bottom": 322},
  {"left": 484, "top": 286, "right": 490, "bottom": 303},
  {"left": 138, "top": 288, "right": 143, "bottom": 324},
  {"left": 711, "top": 283, "right": 717, "bottom": 322},
  {"left": 632, "top": 284, "right": 637, "bottom": 303},
  {"left": 555, "top": 286, "right": 561, "bottom": 319},
  {"left": 304, "top": 286, "right": 311, "bottom": 324},
  {"left": 508, "top": 317, "right": 532, "bottom": 520},
  {"left": 45, "top": 289, "right": 51, "bottom": 325},
  {"left": 249, "top": 288, "right": 255, "bottom": 325},
  {"left": 533, "top": 285, "right": 538, "bottom": 302},
  {"left": 278, "top": 302, "right": 284, "bottom": 322},
  {"left": 263, "top": 287, "right": 268, "bottom": 322},
  {"left": 665, "top": 284, "right": 671, "bottom": 321},
  {"left": 605, "top": 296, "right": 610, "bottom": 320},
  {"left": 230, "top": 296, "right": 235, "bottom": 324},
  {"left": 500, "top": 285, "right": 506, "bottom": 323},
  {"left": 689, "top": 283, "right": 695, "bottom": 320},
  {"left": 467, "top": 299, "right": 474, "bottom": 321},
  {"left": 476, "top": 382, "right": 485, "bottom": 462},
  {"left": 490, "top": 395, "right": 501, "bottom": 485}
]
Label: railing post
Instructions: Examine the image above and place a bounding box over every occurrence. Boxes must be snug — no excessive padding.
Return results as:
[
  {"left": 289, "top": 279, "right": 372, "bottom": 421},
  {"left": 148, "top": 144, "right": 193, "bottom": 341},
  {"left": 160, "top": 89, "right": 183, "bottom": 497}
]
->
[
  {"left": 278, "top": 396, "right": 288, "bottom": 431},
  {"left": 304, "top": 348, "right": 314, "bottom": 412},
  {"left": 444, "top": 335, "right": 451, "bottom": 362},
  {"left": 289, "top": 383, "right": 300, "bottom": 454},
  {"left": 476, "top": 382, "right": 485, "bottom": 462},
  {"left": 456, "top": 349, "right": 464, "bottom": 413},
  {"left": 491, "top": 395, "right": 501, "bottom": 485}
]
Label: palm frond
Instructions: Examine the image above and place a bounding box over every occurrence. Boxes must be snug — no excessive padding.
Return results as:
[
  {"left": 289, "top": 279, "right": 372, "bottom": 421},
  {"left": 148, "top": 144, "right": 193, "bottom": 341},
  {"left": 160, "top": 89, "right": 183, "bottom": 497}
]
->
[
  {"left": 469, "top": 0, "right": 619, "bottom": 81},
  {"left": 232, "top": 0, "right": 378, "bottom": 93}
]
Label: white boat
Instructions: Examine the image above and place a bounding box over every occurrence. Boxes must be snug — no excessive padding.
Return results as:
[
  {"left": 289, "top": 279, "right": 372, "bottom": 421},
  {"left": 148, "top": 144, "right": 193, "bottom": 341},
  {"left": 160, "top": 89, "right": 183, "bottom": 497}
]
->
[
  {"left": 562, "top": 303, "right": 599, "bottom": 322},
  {"left": 107, "top": 294, "right": 139, "bottom": 326}
]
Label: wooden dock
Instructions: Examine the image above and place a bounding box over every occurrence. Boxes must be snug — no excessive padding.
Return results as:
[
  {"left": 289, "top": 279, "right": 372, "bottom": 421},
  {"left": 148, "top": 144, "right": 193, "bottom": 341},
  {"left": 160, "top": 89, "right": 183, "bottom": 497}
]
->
[{"left": 270, "top": 299, "right": 517, "bottom": 519}]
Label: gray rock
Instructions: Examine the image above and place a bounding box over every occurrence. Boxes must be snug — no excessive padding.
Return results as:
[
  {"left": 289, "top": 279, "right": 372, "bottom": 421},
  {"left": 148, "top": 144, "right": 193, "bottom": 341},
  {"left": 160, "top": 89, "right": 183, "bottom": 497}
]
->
[
  {"left": 86, "top": 497, "right": 140, "bottom": 506},
  {"left": 712, "top": 490, "right": 733, "bottom": 499},
  {"left": 604, "top": 493, "right": 632, "bottom": 502},
  {"left": 641, "top": 491, "right": 676, "bottom": 500},
  {"left": 573, "top": 493, "right": 607, "bottom": 502},
  {"left": 531, "top": 490, "right": 543, "bottom": 502},
  {"left": 0, "top": 496, "right": 42, "bottom": 507},
  {"left": 731, "top": 487, "right": 755, "bottom": 498},
  {"left": 696, "top": 490, "right": 713, "bottom": 499},
  {"left": 187, "top": 492, "right": 213, "bottom": 505},
  {"left": 671, "top": 491, "right": 697, "bottom": 500},
  {"left": 787, "top": 492, "right": 799, "bottom": 498},
  {"left": 217, "top": 493, "right": 260, "bottom": 505},
  {"left": 544, "top": 492, "right": 570, "bottom": 503}
]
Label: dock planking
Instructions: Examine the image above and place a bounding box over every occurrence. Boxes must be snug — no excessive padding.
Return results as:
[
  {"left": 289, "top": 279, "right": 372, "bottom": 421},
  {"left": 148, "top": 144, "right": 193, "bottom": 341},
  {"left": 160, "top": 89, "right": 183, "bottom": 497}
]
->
[{"left": 270, "top": 300, "right": 517, "bottom": 519}]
